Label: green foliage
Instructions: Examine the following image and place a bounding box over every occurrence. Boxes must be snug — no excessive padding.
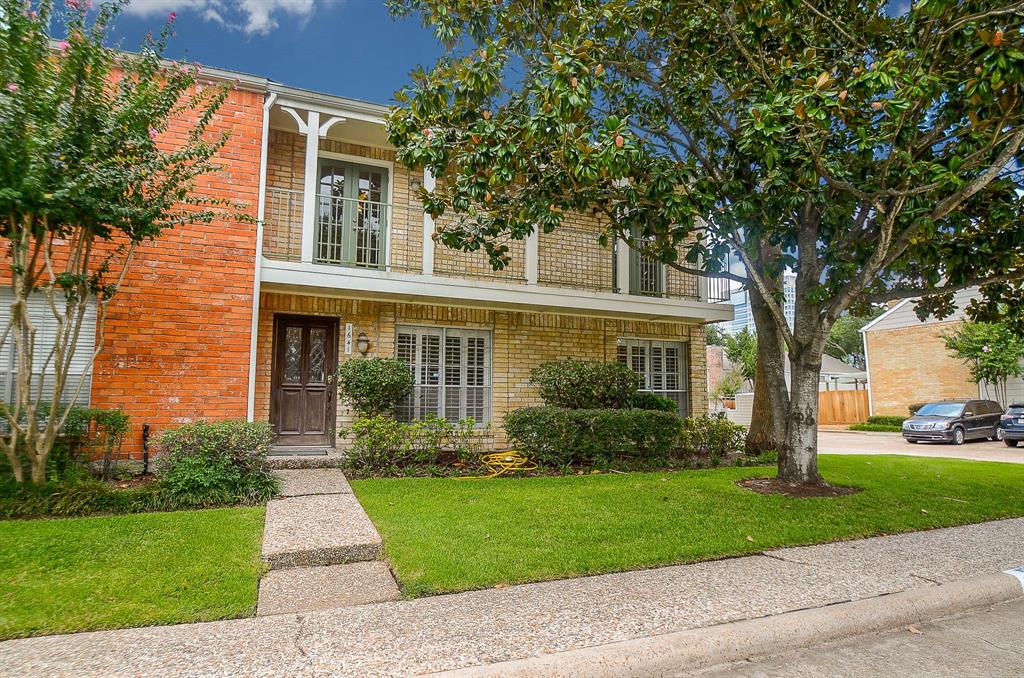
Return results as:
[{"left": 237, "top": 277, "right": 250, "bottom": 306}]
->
[
  {"left": 629, "top": 391, "right": 677, "bottom": 412},
  {"left": 156, "top": 420, "right": 278, "bottom": 506},
  {"left": 529, "top": 359, "right": 641, "bottom": 409},
  {"left": 867, "top": 415, "right": 906, "bottom": 427},
  {"left": 848, "top": 423, "right": 902, "bottom": 433},
  {"left": 0, "top": 478, "right": 162, "bottom": 519},
  {"left": 735, "top": 450, "right": 779, "bottom": 467},
  {"left": 710, "top": 369, "right": 745, "bottom": 400},
  {"left": 504, "top": 407, "right": 682, "bottom": 467},
  {"left": 62, "top": 407, "right": 130, "bottom": 481},
  {"left": 345, "top": 414, "right": 480, "bottom": 476},
  {"left": 825, "top": 310, "right": 884, "bottom": 368},
  {"left": 944, "top": 322, "right": 1024, "bottom": 405},
  {"left": 0, "top": 0, "right": 232, "bottom": 483},
  {"left": 705, "top": 324, "right": 727, "bottom": 346},
  {"left": 337, "top": 357, "right": 414, "bottom": 416},
  {"left": 909, "top": 402, "right": 927, "bottom": 416},
  {"left": 722, "top": 329, "right": 757, "bottom": 383},
  {"left": 677, "top": 414, "right": 747, "bottom": 463}
]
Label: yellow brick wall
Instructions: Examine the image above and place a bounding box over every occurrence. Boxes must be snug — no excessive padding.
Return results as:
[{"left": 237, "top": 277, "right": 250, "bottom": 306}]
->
[
  {"left": 866, "top": 321, "right": 976, "bottom": 416},
  {"left": 255, "top": 291, "right": 708, "bottom": 448}
]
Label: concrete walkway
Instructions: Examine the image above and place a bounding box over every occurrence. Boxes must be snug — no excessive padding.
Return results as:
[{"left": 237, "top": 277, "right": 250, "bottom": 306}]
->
[
  {"left": 257, "top": 469, "right": 400, "bottom": 615},
  {"left": 2, "top": 518, "right": 1022, "bottom": 677},
  {"left": 819, "top": 430, "right": 1024, "bottom": 464}
]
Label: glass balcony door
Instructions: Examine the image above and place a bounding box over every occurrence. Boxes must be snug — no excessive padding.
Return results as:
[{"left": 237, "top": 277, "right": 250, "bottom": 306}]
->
[{"left": 316, "top": 160, "right": 389, "bottom": 268}]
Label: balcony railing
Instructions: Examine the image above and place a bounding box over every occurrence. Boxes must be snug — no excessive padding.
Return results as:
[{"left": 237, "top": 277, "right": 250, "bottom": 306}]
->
[
  {"left": 315, "top": 193, "right": 388, "bottom": 268},
  {"left": 262, "top": 185, "right": 731, "bottom": 304}
]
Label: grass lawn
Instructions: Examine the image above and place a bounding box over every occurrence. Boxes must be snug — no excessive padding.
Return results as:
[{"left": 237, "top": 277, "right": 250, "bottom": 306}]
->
[
  {"left": 0, "top": 507, "right": 265, "bottom": 640},
  {"left": 352, "top": 455, "right": 1024, "bottom": 597}
]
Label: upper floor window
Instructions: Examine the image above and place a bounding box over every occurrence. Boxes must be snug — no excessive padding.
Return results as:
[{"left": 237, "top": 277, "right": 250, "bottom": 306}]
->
[
  {"left": 395, "top": 326, "right": 491, "bottom": 425},
  {"left": 617, "top": 338, "right": 689, "bottom": 416},
  {"left": 316, "top": 160, "right": 389, "bottom": 268}
]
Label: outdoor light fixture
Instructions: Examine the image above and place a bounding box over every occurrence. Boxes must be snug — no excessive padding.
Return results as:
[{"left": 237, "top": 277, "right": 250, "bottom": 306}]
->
[
  {"left": 411, "top": 178, "right": 422, "bottom": 192},
  {"left": 356, "top": 332, "right": 370, "bottom": 356}
]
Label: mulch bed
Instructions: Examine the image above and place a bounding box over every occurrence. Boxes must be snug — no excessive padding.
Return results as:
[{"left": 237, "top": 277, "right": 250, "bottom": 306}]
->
[{"left": 737, "top": 477, "right": 862, "bottom": 498}]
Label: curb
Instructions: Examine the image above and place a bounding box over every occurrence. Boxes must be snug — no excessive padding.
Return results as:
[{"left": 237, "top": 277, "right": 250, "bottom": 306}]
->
[{"left": 433, "top": 571, "right": 1024, "bottom": 677}]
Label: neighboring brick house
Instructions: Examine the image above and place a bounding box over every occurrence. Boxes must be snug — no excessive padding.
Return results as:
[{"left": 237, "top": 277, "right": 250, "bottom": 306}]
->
[
  {"left": 861, "top": 289, "right": 1024, "bottom": 416},
  {"left": 3, "top": 65, "right": 733, "bottom": 455}
]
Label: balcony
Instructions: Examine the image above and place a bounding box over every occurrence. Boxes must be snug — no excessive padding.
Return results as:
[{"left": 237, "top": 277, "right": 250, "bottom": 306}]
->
[{"left": 257, "top": 91, "right": 731, "bottom": 323}]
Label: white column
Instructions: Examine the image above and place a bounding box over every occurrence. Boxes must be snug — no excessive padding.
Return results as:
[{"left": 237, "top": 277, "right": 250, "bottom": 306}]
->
[
  {"left": 615, "top": 236, "right": 631, "bottom": 295},
  {"left": 525, "top": 228, "right": 539, "bottom": 285},
  {"left": 421, "top": 168, "right": 435, "bottom": 276},
  {"left": 299, "top": 110, "right": 321, "bottom": 264}
]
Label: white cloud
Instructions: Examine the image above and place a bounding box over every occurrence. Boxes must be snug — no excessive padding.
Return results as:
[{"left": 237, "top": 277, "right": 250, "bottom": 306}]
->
[{"left": 124, "top": 0, "right": 319, "bottom": 35}]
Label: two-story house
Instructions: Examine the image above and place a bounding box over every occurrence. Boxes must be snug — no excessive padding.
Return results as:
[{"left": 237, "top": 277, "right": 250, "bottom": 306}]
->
[{"left": 4, "top": 64, "right": 733, "bottom": 455}]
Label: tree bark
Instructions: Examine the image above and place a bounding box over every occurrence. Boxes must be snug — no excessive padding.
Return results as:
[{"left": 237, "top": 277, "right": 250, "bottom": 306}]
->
[
  {"left": 745, "top": 283, "right": 786, "bottom": 453},
  {"left": 778, "top": 350, "right": 826, "bottom": 485}
]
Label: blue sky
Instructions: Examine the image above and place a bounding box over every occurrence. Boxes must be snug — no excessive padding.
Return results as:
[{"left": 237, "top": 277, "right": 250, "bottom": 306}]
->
[{"left": 109, "top": 1, "right": 444, "bottom": 104}]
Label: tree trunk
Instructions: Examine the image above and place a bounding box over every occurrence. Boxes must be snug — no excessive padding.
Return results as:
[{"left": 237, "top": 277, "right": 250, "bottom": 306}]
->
[
  {"left": 778, "top": 351, "right": 825, "bottom": 486},
  {"left": 745, "top": 283, "right": 786, "bottom": 453}
]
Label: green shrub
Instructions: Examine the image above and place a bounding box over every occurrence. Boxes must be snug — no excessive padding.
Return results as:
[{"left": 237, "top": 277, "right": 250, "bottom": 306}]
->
[
  {"left": 0, "top": 478, "right": 161, "bottom": 519},
  {"left": 866, "top": 415, "right": 906, "bottom": 427},
  {"left": 677, "top": 414, "right": 746, "bottom": 463},
  {"left": 504, "top": 407, "right": 682, "bottom": 467},
  {"left": 345, "top": 414, "right": 480, "bottom": 475},
  {"left": 156, "top": 420, "right": 278, "bottom": 505},
  {"left": 529, "top": 359, "right": 641, "bottom": 409},
  {"left": 848, "top": 423, "right": 902, "bottom": 432},
  {"left": 337, "top": 357, "right": 414, "bottom": 416},
  {"left": 629, "top": 391, "right": 678, "bottom": 412},
  {"left": 62, "top": 406, "right": 130, "bottom": 480}
]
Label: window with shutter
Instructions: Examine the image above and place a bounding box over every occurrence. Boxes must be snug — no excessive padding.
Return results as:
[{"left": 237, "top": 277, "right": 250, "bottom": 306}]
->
[
  {"left": 0, "top": 289, "right": 96, "bottom": 407},
  {"left": 617, "top": 338, "right": 689, "bottom": 416},
  {"left": 395, "top": 326, "right": 491, "bottom": 425}
]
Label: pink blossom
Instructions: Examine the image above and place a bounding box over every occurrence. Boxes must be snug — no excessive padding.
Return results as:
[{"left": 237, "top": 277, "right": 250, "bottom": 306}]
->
[
  {"left": 168, "top": 11, "right": 177, "bottom": 22},
  {"left": 5, "top": 83, "right": 19, "bottom": 93},
  {"left": 57, "top": 40, "right": 70, "bottom": 51},
  {"left": 148, "top": 128, "right": 159, "bottom": 139},
  {"left": 66, "top": 0, "right": 79, "bottom": 9}
]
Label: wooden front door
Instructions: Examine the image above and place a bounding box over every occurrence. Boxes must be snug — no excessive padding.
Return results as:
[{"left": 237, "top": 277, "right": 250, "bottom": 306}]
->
[{"left": 270, "top": 315, "right": 338, "bottom": 446}]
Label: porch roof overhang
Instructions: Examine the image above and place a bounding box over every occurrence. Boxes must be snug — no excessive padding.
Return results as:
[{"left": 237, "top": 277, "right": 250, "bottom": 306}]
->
[{"left": 260, "top": 259, "right": 734, "bottom": 324}]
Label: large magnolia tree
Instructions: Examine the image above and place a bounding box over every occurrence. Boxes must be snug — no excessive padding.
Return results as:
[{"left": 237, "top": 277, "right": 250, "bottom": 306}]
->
[
  {"left": 387, "top": 0, "right": 1024, "bottom": 487},
  {"left": 0, "top": 0, "right": 228, "bottom": 483}
]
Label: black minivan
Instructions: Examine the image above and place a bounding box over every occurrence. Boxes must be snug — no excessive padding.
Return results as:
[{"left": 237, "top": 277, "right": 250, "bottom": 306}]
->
[{"left": 902, "top": 399, "right": 1004, "bottom": 445}]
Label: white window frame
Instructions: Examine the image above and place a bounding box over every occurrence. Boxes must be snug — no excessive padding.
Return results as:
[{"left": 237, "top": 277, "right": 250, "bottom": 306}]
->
[
  {"left": 395, "top": 325, "right": 492, "bottom": 426},
  {"left": 617, "top": 337, "right": 689, "bottom": 416},
  {"left": 0, "top": 289, "right": 96, "bottom": 407}
]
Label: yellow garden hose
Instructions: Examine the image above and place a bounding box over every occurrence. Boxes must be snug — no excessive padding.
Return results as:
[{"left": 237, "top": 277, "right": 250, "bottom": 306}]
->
[{"left": 456, "top": 450, "right": 538, "bottom": 479}]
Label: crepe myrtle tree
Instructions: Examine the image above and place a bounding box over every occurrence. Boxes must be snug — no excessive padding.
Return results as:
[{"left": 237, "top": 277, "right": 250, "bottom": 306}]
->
[
  {"left": 0, "top": 0, "right": 231, "bottom": 483},
  {"left": 386, "top": 0, "right": 1024, "bottom": 487}
]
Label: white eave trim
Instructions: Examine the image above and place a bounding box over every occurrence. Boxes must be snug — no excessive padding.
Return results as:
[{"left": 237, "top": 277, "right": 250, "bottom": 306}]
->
[
  {"left": 859, "top": 299, "right": 911, "bottom": 334},
  {"left": 260, "top": 259, "right": 735, "bottom": 323}
]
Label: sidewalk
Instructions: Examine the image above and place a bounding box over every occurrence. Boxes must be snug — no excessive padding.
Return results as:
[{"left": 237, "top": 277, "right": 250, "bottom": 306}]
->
[{"left": 2, "top": 518, "right": 1023, "bottom": 677}]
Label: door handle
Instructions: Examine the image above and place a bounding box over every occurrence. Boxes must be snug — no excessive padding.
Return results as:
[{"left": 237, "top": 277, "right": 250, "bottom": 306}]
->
[{"left": 327, "top": 375, "right": 334, "bottom": 385}]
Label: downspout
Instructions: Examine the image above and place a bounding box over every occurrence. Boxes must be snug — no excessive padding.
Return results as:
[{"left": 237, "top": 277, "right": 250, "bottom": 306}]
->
[{"left": 246, "top": 90, "right": 277, "bottom": 422}]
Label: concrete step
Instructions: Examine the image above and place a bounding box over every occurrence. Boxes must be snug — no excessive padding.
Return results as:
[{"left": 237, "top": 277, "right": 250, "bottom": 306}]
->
[
  {"left": 267, "top": 452, "right": 346, "bottom": 470},
  {"left": 257, "top": 562, "right": 402, "bottom": 616},
  {"left": 261, "top": 493, "right": 382, "bottom": 569},
  {"left": 275, "top": 468, "right": 353, "bottom": 497}
]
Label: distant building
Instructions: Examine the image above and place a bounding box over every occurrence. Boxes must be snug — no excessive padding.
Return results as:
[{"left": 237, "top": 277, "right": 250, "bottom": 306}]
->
[{"left": 722, "top": 272, "right": 797, "bottom": 335}]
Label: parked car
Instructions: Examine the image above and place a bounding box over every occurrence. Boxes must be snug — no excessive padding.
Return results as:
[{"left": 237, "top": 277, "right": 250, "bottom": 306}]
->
[
  {"left": 998, "top": 403, "right": 1024, "bottom": 448},
  {"left": 901, "top": 399, "right": 1004, "bottom": 445}
]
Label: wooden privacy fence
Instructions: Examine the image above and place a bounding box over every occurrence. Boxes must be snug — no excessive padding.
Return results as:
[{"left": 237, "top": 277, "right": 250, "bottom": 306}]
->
[{"left": 818, "top": 390, "right": 870, "bottom": 425}]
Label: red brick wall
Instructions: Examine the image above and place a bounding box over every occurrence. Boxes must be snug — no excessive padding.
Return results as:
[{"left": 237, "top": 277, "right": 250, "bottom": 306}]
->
[{"left": 90, "top": 85, "right": 266, "bottom": 455}]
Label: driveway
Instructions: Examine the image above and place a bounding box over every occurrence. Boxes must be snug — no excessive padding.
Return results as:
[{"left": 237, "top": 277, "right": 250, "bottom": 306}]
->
[{"left": 819, "top": 430, "right": 1024, "bottom": 464}]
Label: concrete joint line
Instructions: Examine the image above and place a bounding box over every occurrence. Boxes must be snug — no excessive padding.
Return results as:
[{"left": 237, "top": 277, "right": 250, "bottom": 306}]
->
[{"left": 430, "top": 572, "right": 1024, "bottom": 678}]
